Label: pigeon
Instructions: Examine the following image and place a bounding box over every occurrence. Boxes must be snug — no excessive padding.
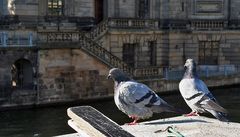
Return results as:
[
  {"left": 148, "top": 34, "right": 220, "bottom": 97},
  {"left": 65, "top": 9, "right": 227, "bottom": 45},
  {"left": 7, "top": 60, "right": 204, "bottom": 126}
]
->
[
  {"left": 107, "top": 68, "right": 179, "bottom": 125},
  {"left": 179, "top": 59, "right": 229, "bottom": 122}
]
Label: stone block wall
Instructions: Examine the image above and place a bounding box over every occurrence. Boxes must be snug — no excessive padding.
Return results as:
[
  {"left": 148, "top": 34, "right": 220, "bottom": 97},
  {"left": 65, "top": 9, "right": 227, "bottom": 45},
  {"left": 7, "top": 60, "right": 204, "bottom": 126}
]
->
[{"left": 38, "top": 48, "right": 113, "bottom": 103}]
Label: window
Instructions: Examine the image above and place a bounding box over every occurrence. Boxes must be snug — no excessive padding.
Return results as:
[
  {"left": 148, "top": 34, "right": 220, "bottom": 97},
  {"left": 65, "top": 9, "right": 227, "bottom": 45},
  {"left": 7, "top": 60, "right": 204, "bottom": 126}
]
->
[
  {"left": 48, "top": 0, "right": 64, "bottom": 16},
  {"left": 148, "top": 41, "right": 157, "bottom": 66},
  {"left": 199, "top": 41, "right": 219, "bottom": 65},
  {"left": 181, "top": 2, "right": 184, "bottom": 12},
  {"left": 122, "top": 43, "right": 136, "bottom": 67},
  {"left": 139, "top": 0, "right": 149, "bottom": 18}
]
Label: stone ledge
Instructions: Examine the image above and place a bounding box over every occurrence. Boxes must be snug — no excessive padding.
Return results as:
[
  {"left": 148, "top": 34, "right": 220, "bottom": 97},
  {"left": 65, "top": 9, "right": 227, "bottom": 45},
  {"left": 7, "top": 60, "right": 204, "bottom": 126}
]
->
[
  {"left": 65, "top": 106, "right": 240, "bottom": 137},
  {"left": 122, "top": 116, "right": 240, "bottom": 137}
]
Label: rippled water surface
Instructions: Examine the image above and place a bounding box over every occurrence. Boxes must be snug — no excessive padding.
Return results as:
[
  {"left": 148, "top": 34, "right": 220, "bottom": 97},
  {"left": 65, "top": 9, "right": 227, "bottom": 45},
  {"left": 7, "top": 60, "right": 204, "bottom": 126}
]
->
[{"left": 0, "top": 86, "right": 239, "bottom": 137}]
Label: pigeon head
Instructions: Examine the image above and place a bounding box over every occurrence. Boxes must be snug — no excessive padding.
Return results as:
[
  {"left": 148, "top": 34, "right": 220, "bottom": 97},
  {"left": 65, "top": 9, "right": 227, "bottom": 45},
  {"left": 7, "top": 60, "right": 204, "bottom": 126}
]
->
[
  {"left": 107, "top": 68, "right": 131, "bottom": 83},
  {"left": 184, "top": 59, "right": 196, "bottom": 70},
  {"left": 183, "top": 59, "right": 198, "bottom": 78}
]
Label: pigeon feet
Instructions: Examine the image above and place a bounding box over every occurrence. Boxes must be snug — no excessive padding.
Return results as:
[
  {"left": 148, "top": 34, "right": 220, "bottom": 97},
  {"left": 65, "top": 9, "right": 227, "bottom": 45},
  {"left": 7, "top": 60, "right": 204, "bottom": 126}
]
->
[
  {"left": 184, "top": 111, "right": 199, "bottom": 116},
  {"left": 126, "top": 115, "right": 139, "bottom": 125},
  {"left": 127, "top": 119, "right": 138, "bottom": 125}
]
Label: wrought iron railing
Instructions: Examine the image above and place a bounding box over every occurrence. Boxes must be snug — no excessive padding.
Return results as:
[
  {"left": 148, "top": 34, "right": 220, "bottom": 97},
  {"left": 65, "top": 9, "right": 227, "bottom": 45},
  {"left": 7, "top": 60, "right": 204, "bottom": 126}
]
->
[
  {"left": 79, "top": 33, "right": 135, "bottom": 74},
  {"left": 86, "top": 19, "right": 108, "bottom": 40}
]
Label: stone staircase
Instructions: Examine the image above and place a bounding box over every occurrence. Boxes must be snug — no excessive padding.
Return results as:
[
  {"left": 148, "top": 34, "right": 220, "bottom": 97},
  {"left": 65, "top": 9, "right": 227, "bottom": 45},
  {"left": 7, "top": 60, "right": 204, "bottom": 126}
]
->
[{"left": 37, "top": 31, "right": 163, "bottom": 79}]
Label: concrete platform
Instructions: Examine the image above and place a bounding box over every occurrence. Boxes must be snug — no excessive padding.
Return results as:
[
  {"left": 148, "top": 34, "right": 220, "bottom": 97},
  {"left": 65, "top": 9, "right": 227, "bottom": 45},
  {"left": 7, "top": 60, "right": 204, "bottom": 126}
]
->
[
  {"left": 64, "top": 106, "right": 240, "bottom": 137},
  {"left": 122, "top": 116, "right": 240, "bottom": 137}
]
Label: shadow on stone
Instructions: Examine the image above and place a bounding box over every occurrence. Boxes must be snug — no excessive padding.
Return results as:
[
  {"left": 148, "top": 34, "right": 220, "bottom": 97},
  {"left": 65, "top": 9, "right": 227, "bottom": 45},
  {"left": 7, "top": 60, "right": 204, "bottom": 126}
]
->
[{"left": 143, "top": 119, "right": 210, "bottom": 125}]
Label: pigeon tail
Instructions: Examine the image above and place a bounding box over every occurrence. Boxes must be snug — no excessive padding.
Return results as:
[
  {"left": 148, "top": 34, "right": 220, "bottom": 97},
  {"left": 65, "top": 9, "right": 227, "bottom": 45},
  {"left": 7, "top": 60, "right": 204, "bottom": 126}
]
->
[
  {"left": 207, "top": 109, "right": 229, "bottom": 122},
  {"left": 202, "top": 99, "right": 228, "bottom": 114}
]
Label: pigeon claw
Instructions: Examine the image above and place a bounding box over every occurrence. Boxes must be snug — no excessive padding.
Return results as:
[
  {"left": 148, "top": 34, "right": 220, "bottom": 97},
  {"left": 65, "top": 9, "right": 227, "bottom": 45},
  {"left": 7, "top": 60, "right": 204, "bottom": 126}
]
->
[
  {"left": 127, "top": 121, "right": 138, "bottom": 125},
  {"left": 184, "top": 111, "right": 199, "bottom": 116},
  {"left": 126, "top": 115, "right": 139, "bottom": 125}
]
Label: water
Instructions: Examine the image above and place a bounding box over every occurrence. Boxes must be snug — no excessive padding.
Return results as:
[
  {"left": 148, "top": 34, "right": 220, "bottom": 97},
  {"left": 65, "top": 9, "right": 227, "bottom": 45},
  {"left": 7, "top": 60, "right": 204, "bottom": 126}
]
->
[{"left": 0, "top": 85, "right": 240, "bottom": 137}]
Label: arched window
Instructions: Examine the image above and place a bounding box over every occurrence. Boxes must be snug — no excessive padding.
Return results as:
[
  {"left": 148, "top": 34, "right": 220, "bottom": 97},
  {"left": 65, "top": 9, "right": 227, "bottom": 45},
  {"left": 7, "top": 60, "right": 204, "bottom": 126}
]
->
[{"left": 11, "top": 59, "right": 34, "bottom": 89}]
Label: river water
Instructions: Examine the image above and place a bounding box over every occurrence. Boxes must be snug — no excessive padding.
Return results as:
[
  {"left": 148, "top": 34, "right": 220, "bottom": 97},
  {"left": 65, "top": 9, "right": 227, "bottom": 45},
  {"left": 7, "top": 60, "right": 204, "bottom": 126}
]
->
[{"left": 0, "top": 85, "right": 239, "bottom": 137}]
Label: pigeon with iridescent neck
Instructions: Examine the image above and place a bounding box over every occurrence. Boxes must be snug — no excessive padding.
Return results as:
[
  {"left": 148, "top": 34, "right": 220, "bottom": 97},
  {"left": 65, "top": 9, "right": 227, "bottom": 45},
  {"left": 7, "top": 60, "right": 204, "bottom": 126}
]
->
[
  {"left": 179, "top": 59, "right": 229, "bottom": 122},
  {"left": 107, "top": 68, "right": 179, "bottom": 125}
]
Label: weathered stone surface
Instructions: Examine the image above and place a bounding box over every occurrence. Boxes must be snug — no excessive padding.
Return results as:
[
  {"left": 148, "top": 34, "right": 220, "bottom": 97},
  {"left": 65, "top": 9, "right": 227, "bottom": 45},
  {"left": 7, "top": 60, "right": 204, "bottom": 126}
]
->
[
  {"left": 38, "top": 48, "right": 112, "bottom": 103},
  {"left": 67, "top": 106, "right": 134, "bottom": 137}
]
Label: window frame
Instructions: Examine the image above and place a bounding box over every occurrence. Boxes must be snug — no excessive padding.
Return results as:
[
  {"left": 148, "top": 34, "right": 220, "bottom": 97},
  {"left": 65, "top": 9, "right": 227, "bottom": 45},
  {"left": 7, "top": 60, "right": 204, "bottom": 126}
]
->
[
  {"left": 198, "top": 41, "right": 219, "bottom": 65},
  {"left": 47, "top": 0, "right": 64, "bottom": 16}
]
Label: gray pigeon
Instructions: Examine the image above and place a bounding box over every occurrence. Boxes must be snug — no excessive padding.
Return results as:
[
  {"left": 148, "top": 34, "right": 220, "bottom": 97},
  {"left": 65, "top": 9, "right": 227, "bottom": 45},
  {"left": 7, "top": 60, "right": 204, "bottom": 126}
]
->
[
  {"left": 107, "top": 68, "right": 178, "bottom": 125},
  {"left": 179, "top": 59, "right": 228, "bottom": 122}
]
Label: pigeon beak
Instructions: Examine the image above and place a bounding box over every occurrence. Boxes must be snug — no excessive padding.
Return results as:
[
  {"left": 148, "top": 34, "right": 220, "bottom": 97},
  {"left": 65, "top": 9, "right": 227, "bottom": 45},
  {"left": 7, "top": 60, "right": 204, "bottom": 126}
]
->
[{"left": 184, "top": 63, "right": 187, "bottom": 69}]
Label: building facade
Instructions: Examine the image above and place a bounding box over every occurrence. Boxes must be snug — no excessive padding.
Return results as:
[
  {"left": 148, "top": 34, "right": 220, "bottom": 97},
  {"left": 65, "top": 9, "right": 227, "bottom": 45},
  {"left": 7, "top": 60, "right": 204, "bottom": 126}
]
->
[{"left": 0, "top": 0, "right": 240, "bottom": 106}]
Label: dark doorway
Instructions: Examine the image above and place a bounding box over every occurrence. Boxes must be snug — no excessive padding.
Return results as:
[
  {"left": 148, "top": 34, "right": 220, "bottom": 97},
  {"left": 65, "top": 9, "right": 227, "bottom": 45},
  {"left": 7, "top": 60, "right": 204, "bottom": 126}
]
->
[
  {"left": 123, "top": 43, "right": 136, "bottom": 67},
  {"left": 95, "top": 0, "right": 104, "bottom": 23},
  {"left": 11, "top": 59, "right": 34, "bottom": 89}
]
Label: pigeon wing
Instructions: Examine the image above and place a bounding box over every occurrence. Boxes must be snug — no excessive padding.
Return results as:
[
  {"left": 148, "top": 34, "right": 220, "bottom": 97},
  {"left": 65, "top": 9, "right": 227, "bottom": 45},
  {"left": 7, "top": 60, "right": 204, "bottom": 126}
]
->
[
  {"left": 118, "top": 81, "right": 179, "bottom": 113},
  {"left": 118, "top": 81, "right": 162, "bottom": 108},
  {"left": 194, "top": 79, "right": 228, "bottom": 113},
  {"left": 199, "top": 95, "right": 228, "bottom": 113}
]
